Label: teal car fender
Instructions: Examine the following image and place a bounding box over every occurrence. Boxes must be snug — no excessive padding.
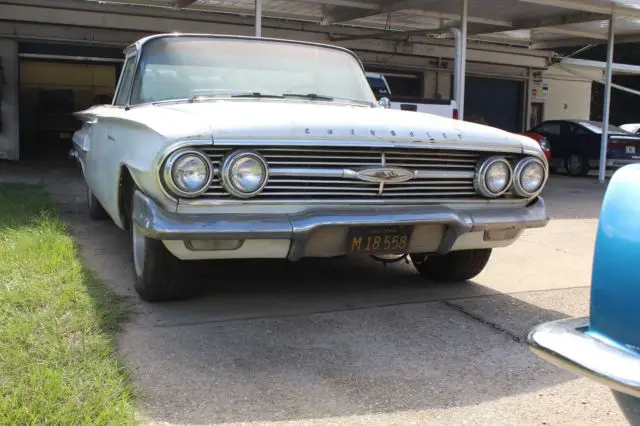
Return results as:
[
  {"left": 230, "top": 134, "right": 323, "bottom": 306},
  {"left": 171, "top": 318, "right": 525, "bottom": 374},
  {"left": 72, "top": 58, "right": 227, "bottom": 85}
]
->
[{"left": 528, "top": 164, "right": 640, "bottom": 424}]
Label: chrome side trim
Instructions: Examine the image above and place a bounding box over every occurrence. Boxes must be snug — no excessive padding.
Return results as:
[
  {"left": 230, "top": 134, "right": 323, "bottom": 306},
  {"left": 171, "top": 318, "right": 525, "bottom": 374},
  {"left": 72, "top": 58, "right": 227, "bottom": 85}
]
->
[
  {"left": 528, "top": 317, "right": 640, "bottom": 399},
  {"left": 180, "top": 197, "right": 527, "bottom": 207},
  {"left": 266, "top": 167, "right": 474, "bottom": 180},
  {"left": 211, "top": 138, "right": 523, "bottom": 154}
]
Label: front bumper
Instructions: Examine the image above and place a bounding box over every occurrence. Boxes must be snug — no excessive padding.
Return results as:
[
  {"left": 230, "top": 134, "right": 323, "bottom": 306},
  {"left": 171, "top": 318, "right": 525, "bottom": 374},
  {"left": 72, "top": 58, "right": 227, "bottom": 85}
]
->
[
  {"left": 132, "top": 190, "right": 549, "bottom": 260},
  {"left": 527, "top": 317, "right": 640, "bottom": 399}
]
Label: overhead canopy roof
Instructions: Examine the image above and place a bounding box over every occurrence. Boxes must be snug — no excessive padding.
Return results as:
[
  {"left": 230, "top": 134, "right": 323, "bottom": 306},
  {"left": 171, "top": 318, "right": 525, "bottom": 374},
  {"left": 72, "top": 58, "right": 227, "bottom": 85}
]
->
[{"left": 83, "top": 0, "right": 640, "bottom": 50}]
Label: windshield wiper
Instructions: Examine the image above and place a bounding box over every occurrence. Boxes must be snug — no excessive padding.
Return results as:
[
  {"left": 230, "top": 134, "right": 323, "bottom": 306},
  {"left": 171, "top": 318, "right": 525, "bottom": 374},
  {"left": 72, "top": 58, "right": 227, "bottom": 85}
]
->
[
  {"left": 282, "top": 93, "right": 373, "bottom": 106},
  {"left": 186, "top": 92, "right": 284, "bottom": 102},
  {"left": 282, "top": 93, "right": 334, "bottom": 101},
  {"left": 231, "top": 92, "right": 285, "bottom": 99}
]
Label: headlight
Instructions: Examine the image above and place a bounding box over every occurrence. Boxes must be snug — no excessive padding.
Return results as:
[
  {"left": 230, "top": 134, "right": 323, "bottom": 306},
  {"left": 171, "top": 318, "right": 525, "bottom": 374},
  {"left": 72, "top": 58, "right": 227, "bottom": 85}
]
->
[
  {"left": 162, "top": 149, "right": 212, "bottom": 198},
  {"left": 514, "top": 157, "right": 546, "bottom": 197},
  {"left": 475, "top": 157, "right": 512, "bottom": 198},
  {"left": 539, "top": 137, "right": 550, "bottom": 152},
  {"left": 221, "top": 150, "right": 268, "bottom": 198}
]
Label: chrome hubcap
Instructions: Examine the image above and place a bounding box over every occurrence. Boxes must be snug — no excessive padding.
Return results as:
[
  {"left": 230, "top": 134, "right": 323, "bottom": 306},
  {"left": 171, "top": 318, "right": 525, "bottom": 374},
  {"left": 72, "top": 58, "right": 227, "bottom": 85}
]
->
[
  {"left": 132, "top": 225, "right": 146, "bottom": 278},
  {"left": 567, "top": 156, "right": 582, "bottom": 173}
]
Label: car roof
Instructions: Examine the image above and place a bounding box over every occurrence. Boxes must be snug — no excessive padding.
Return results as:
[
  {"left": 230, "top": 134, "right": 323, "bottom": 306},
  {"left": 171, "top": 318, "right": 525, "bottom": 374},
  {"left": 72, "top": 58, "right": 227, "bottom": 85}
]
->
[{"left": 538, "top": 119, "right": 595, "bottom": 127}]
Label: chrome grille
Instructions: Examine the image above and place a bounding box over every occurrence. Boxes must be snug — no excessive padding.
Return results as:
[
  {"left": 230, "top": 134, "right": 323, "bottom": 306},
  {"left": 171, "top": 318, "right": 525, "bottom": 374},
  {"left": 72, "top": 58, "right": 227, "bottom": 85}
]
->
[{"left": 199, "top": 146, "right": 509, "bottom": 202}]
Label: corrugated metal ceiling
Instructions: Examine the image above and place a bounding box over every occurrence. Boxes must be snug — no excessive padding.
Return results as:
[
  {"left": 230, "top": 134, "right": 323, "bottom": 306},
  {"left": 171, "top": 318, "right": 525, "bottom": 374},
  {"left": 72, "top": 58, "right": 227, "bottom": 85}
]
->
[{"left": 78, "top": 0, "right": 640, "bottom": 49}]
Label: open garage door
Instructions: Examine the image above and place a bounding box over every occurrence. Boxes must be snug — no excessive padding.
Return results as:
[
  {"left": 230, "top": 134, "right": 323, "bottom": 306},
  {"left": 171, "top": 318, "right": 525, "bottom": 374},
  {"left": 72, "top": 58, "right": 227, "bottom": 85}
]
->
[
  {"left": 464, "top": 76, "right": 524, "bottom": 133},
  {"left": 18, "top": 43, "right": 122, "bottom": 160}
]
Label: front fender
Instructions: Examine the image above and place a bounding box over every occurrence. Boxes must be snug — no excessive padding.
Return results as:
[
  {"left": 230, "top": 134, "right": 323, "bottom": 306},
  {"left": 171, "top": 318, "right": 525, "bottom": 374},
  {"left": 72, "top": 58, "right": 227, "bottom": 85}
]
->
[{"left": 589, "top": 163, "right": 640, "bottom": 350}]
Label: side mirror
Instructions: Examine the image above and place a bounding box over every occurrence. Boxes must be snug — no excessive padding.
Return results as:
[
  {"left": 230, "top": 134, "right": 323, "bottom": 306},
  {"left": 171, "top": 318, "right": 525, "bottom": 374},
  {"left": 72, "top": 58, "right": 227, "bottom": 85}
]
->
[{"left": 378, "top": 97, "right": 391, "bottom": 109}]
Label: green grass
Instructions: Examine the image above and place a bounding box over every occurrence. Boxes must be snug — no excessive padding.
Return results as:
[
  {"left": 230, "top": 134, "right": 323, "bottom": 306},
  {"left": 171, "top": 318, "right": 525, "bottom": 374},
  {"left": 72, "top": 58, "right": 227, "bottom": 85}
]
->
[{"left": 0, "top": 183, "right": 137, "bottom": 425}]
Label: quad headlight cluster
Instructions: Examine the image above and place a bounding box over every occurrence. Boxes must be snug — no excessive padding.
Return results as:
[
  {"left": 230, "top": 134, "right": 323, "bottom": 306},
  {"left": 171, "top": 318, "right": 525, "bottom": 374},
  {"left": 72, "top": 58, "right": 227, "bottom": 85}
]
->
[
  {"left": 474, "top": 156, "right": 547, "bottom": 198},
  {"left": 163, "top": 148, "right": 545, "bottom": 200},
  {"left": 163, "top": 148, "right": 269, "bottom": 199}
]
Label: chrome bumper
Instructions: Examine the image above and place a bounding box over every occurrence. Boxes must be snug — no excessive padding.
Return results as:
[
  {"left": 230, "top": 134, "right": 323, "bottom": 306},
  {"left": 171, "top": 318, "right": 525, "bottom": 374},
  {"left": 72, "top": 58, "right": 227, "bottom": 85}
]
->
[
  {"left": 132, "top": 190, "right": 549, "bottom": 261},
  {"left": 527, "top": 317, "right": 640, "bottom": 399}
]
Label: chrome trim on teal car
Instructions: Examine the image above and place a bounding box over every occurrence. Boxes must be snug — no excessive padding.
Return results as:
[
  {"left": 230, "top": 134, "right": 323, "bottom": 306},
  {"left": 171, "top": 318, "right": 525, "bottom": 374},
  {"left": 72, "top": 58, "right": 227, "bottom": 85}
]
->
[
  {"left": 528, "top": 164, "right": 640, "bottom": 424},
  {"left": 528, "top": 317, "right": 640, "bottom": 399}
]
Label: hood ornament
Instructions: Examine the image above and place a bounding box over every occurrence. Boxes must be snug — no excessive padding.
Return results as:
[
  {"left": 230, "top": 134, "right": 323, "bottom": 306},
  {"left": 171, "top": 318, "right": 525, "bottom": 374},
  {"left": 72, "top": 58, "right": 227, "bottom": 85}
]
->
[{"left": 356, "top": 167, "right": 414, "bottom": 183}]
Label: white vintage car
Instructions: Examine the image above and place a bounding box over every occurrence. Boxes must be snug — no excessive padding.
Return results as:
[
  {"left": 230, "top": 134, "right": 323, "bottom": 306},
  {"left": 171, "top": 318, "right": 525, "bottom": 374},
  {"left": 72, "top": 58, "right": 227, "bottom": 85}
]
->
[{"left": 71, "top": 33, "right": 550, "bottom": 302}]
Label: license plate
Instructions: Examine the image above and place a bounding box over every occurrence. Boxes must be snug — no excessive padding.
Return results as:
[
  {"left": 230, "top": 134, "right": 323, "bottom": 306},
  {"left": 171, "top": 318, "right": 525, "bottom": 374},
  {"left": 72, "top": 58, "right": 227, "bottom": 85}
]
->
[
  {"left": 347, "top": 226, "right": 413, "bottom": 255},
  {"left": 626, "top": 146, "right": 636, "bottom": 154}
]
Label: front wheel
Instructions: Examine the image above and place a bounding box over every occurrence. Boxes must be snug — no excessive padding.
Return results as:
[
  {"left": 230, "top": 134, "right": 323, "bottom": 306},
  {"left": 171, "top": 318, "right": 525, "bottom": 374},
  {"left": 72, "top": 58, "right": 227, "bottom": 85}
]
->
[
  {"left": 130, "top": 191, "right": 197, "bottom": 302},
  {"left": 411, "top": 249, "right": 492, "bottom": 282}
]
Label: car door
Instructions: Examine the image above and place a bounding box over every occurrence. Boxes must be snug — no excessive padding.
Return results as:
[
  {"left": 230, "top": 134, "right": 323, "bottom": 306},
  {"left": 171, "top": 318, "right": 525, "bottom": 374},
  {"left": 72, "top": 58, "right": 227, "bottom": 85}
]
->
[
  {"left": 85, "top": 54, "right": 137, "bottom": 209},
  {"left": 565, "top": 123, "right": 597, "bottom": 163}
]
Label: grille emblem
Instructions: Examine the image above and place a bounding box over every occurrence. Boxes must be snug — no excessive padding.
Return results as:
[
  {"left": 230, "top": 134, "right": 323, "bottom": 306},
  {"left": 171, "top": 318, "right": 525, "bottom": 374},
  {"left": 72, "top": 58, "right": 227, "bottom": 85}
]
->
[{"left": 356, "top": 167, "right": 414, "bottom": 183}]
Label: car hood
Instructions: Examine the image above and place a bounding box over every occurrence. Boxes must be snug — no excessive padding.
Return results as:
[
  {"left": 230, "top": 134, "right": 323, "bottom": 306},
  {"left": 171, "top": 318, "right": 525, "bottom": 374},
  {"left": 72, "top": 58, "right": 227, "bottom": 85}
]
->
[{"left": 157, "top": 100, "right": 534, "bottom": 154}]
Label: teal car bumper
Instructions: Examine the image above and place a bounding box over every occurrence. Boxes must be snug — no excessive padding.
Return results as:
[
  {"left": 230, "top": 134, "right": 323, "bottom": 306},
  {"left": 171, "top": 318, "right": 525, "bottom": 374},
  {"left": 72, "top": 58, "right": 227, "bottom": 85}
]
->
[{"left": 528, "top": 164, "right": 640, "bottom": 424}]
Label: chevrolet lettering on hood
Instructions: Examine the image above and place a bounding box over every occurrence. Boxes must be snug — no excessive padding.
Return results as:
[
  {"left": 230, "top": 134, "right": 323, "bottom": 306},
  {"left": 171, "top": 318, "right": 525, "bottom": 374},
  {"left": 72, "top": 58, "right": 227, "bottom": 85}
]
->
[{"left": 71, "top": 33, "right": 550, "bottom": 302}]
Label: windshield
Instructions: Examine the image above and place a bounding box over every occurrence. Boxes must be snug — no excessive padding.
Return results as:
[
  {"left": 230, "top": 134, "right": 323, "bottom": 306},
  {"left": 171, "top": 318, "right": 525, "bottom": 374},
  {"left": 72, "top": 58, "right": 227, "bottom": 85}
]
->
[
  {"left": 579, "top": 121, "right": 630, "bottom": 135},
  {"left": 130, "top": 36, "right": 377, "bottom": 106}
]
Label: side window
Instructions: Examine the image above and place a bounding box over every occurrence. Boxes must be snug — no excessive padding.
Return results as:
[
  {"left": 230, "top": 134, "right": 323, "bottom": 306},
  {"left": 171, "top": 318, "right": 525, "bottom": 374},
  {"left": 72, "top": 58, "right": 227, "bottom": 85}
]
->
[
  {"left": 574, "top": 126, "right": 589, "bottom": 136},
  {"left": 113, "top": 56, "right": 137, "bottom": 106},
  {"left": 566, "top": 123, "right": 588, "bottom": 137},
  {"left": 535, "top": 122, "right": 561, "bottom": 136}
]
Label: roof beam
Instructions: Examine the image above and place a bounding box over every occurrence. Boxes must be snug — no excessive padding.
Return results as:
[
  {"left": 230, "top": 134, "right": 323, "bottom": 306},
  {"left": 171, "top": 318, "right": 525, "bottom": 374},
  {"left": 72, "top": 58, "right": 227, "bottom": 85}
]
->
[
  {"left": 321, "top": 1, "right": 512, "bottom": 27},
  {"left": 512, "top": 11, "right": 608, "bottom": 28},
  {"left": 532, "top": 31, "right": 640, "bottom": 49},
  {"left": 321, "top": 0, "right": 439, "bottom": 24},
  {"left": 534, "top": 27, "right": 609, "bottom": 40},
  {"left": 560, "top": 58, "right": 640, "bottom": 74},
  {"left": 464, "top": 11, "right": 612, "bottom": 42},
  {"left": 518, "top": 0, "right": 640, "bottom": 19}
]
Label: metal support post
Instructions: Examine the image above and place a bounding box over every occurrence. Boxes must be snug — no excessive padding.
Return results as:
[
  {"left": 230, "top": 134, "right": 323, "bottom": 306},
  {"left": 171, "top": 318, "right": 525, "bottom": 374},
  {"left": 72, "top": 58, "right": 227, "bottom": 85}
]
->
[
  {"left": 255, "top": 0, "right": 262, "bottom": 37},
  {"left": 599, "top": 15, "right": 615, "bottom": 183},
  {"left": 450, "top": 28, "right": 462, "bottom": 112},
  {"left": 458, "top": 0, "right": 468, "bottom": 120}
]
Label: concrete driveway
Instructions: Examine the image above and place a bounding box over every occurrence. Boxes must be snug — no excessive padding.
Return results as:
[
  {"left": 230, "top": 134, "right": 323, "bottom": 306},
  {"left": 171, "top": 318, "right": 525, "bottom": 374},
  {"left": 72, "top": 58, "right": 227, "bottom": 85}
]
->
[{"left": 3, "top": 163, "right": 626, "bottom": 425}]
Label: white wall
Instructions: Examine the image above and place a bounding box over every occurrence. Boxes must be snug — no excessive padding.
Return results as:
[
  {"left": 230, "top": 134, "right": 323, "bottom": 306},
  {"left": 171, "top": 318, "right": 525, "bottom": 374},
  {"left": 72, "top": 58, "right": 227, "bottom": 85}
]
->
[
  {"left": 541, "top": 65, "right": 602, "bottom": 121},
  {"left": 0, "top": 39, "right": 18, "bottom": 160}
]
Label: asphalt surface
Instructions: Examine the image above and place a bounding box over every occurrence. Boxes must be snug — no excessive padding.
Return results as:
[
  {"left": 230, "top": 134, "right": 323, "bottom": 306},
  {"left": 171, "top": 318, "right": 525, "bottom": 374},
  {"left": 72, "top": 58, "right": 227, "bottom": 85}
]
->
[{"left": 1, "top": 162, "right": 627, "bottom": 425}]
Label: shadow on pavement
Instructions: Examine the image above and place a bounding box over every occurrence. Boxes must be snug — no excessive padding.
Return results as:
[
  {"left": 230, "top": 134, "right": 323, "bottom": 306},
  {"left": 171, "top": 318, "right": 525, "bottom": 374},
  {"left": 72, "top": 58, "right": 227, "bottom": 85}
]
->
[{"left": 117, "top": 257, "right": 577, "bottom": 425}]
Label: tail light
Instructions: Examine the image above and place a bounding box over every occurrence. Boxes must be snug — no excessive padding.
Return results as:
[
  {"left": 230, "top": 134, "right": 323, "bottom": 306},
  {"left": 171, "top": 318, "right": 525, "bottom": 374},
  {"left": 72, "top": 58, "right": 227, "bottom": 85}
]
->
[{"left": 453, "top": 109, "right": 459, "bottom": 120}]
